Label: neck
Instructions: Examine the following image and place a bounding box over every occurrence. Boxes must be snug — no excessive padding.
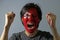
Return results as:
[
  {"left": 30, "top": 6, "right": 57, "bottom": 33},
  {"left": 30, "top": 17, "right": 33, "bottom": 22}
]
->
[{"left": 25, "top": 30, "right": 38, "bottom": 37}]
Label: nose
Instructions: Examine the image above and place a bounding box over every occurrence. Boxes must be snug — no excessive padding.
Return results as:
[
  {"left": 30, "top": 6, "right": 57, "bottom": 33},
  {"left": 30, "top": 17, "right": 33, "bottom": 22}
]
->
[{"left": 28, "top": 15, "right": 34, "bottom": 22}]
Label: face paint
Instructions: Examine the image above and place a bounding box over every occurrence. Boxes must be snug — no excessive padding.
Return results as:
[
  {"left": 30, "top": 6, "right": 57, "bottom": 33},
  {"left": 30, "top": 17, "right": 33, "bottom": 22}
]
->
[{"left": 22, "top": 8, "right": 40, "bottom": 33}]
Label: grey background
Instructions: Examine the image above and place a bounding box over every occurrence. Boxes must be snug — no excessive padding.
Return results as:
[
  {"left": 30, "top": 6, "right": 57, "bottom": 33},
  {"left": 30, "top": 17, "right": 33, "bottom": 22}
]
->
[{"left": 0, "top": 0, "right": 60, "bottom": 38}]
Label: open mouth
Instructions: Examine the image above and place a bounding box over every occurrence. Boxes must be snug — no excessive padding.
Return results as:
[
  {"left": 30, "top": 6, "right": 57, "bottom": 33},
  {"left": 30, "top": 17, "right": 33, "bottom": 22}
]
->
[{"left": 27, "top": 23, "right": 34, "bottom": 28}]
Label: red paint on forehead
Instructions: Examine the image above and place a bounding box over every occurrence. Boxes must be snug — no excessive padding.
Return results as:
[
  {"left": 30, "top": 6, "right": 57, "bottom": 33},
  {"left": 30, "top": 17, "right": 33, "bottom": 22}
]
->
[{"left": 28, "top": 8, "right": 38, "bottom": 15}]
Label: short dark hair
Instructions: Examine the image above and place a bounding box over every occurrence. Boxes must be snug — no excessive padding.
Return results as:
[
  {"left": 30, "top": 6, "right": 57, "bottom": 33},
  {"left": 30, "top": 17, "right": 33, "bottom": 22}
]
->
[{"left": 20, "top": 3, "right": 42, "bottom": 20}]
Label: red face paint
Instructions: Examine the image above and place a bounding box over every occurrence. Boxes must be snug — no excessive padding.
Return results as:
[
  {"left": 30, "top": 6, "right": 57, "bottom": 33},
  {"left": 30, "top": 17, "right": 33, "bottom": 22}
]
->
[{"left": 22, "top": 8, "right": 40, "bottom": 33}]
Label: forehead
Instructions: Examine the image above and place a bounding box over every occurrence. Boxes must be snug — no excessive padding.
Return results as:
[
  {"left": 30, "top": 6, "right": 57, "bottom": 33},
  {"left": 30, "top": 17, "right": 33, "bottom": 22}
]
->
[{"left": 25, "top": 8, "right": 38, "bottom": 15}]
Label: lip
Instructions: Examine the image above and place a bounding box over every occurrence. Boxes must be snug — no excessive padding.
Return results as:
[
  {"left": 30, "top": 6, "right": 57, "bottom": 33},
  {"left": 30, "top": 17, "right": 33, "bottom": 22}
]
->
[{"left": 27, "top": 22, "right": 35, "bottom": 29}]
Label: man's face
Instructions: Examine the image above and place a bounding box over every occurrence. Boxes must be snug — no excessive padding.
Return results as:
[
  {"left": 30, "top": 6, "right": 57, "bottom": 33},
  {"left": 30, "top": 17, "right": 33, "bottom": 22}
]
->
[{"left": 22, "top": 8, "right": 40, "bottom": 33}]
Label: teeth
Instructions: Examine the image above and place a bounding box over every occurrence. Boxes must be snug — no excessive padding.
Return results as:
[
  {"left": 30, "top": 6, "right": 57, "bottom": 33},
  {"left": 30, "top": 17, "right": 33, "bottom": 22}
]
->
[
  {"left": 28, "top": 27, "right": 34, "bottom": 29},
  {"left": 27, "top": 22, "right": 34, "bottom": 29},
  {"left": 27, "top": 23, "right": 34, "bottom": 25}
]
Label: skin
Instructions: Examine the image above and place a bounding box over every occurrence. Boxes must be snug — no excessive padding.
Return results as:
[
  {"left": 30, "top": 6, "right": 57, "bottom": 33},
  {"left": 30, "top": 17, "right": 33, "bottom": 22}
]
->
[
  {"left": 22, "top": 8, "right": 40, "bottom": 33},
  {"left": 0, "top": 12, "right": 15, "bottom": 40},
  {"left": 46, "top": 12, "right": 60, "bottom": 40},
  {"left": 22, "top": 8, "right": 40, "bottom": 37},
  {"left": 0, "top": 11, "right": 60, "bottom": 40}
]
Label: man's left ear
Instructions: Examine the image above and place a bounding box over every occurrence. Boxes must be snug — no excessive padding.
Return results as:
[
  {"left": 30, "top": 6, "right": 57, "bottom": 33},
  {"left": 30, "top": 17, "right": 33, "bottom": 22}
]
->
[{"left": 38, "top": 19, "right": 40, "bottom": 23}]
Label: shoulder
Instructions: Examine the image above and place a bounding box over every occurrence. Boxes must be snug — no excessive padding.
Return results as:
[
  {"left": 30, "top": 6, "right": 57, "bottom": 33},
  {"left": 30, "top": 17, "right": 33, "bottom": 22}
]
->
[
  {"left": 37, "top": 30, "right": 53, "bottom": 39},
  {"left": 9, "top": 31, "right": 24, "bottom": 40}
]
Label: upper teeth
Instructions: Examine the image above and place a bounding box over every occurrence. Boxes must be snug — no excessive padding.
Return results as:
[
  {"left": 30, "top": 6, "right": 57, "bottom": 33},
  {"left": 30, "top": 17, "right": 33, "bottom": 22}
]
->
[{"left": 27, "top": 23, "right": 34, "bottom": 25}]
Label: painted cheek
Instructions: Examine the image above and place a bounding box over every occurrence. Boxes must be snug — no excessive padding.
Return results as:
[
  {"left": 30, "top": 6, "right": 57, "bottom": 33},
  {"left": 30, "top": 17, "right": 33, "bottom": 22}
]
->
[
  {"left": 36, "top": 18, "right": 40, "bottom": 24},
  {"left": 22, "top": 17, "right": 29, "bottom": 29},
  {"left": 22, "top": 17, "right": 27, "bottom": 26},
  {"left": 34, "top": 17, "right": 39, "bottom": 25},
  {"left": 22, "top": 17, "right": 31, "bottom": 32}
]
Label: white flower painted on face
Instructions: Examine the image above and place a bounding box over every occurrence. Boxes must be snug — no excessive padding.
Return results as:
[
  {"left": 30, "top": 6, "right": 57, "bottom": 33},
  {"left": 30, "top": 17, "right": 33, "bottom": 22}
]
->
[{"left": 24, "top": 12, "right": 31, "bottom": 19}]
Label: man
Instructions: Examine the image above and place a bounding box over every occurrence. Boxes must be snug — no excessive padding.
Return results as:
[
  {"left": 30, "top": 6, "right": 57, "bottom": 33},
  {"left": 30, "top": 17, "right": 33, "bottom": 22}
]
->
[{"left": 0, "top": 3, "right": 59, "bottom": 40}]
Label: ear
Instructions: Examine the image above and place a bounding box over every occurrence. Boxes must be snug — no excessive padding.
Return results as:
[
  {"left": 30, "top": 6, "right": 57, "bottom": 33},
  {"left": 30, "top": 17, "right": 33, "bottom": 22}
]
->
[{"left": 21, "top": 17, "right": 23, "bottom": 22}]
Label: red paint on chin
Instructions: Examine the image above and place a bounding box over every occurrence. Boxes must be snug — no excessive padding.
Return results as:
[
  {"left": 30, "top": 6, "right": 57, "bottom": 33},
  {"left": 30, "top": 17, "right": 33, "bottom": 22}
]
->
[{"left": 22, "top": 8, "right": 40, "bottom": 33}]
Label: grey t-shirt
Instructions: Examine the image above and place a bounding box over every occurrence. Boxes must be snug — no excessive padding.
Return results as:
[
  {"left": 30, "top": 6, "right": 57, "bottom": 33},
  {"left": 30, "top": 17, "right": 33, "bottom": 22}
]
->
[{"left": 9, "top": 30, "right": 53, "bottom": 40}]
